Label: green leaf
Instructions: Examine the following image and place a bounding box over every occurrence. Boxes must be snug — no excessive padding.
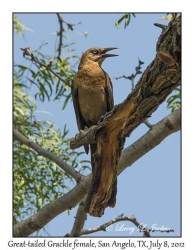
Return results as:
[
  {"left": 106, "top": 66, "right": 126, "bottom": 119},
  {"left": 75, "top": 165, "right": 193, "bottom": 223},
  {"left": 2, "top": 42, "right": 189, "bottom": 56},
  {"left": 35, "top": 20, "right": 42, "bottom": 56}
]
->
[
  {"left": 13, "top": 18, "right": 90, "bottom": 228},
  {"left": 115, "top": 13, "right": 136, "bottom": 29},
  {"left": 62, "top": 92, "right": 71, "bottom": 110},
  {"left": 167, "top": 88, "right": 181, "bottom": 112}
]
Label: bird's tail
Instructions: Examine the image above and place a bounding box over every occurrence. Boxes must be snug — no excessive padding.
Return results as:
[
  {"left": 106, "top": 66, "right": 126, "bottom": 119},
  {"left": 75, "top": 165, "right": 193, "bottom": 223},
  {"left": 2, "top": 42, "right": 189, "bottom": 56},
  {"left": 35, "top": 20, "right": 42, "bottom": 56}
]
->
[{"left": 89, "top": 143, "right": 117, "bottom": 207}]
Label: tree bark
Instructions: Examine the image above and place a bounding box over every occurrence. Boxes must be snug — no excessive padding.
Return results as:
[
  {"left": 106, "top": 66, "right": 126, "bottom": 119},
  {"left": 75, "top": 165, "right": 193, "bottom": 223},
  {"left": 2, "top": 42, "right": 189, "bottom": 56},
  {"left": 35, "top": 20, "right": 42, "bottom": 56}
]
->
[{"left": 79, "top": 16, "right": 181, "bottom": 217}]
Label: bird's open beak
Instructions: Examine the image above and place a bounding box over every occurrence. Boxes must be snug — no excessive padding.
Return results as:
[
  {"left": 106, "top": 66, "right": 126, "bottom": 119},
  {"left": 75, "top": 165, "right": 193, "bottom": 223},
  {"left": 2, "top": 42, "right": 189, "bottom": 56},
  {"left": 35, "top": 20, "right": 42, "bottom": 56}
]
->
[{"left": 101, "top": 47, "right": 118, "bottom": 58}]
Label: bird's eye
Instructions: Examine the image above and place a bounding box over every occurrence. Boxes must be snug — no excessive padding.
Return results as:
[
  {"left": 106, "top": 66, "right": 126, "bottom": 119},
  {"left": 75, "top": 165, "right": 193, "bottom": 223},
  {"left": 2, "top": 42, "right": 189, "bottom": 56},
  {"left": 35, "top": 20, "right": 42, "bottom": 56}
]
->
[{"left": 92, "top": 50, "right": 98, "bottom": 54}]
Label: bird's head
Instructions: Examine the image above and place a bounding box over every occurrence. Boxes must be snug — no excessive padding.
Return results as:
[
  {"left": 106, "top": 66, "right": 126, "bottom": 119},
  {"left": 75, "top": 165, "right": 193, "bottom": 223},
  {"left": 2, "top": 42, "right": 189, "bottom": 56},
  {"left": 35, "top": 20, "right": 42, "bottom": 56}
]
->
[{"left": 79, "top": 47, "right": 118, "bottom": 67}]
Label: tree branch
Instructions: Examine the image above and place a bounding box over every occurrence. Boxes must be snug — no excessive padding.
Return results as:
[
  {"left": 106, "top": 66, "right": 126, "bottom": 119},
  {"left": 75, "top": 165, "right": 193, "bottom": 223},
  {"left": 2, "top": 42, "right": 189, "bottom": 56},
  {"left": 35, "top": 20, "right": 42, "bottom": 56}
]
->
[
  {"left": 56, "top": 13, "right": 81, "bottom": 62},
  {"left": 66, "top": 198, "right": 87, "bottom": 237},
  {"left": 70, "top": 125, "right": 97, "bottom": 150},
  {"left": 118, "top": 108, "right": 180, "bottom": 175},
  {"left": 154, "top": 23, "right": 167, "bottom": 30},
  {"left": 115, "top": 58, "right": 144, "bottom": 91},
  {"left": 13, "top": 109, "right": 180, "bottom": 236},
  {"left": 13, "top": 129, "right": 81, "bottom": 182},
  {"left": 57, "top": 13, "right": 81, "bottom": 31},
  {"left": 143, "top": 119, "right": 153, "bottom": 129},
  {"left": 56, "top": 13, "right": 64, "bottom": 58},
  {"left": 13, "top": 175, "right": 91, "bottom": 237},
  {"left": 20, "top": 47, "right": 71, "bottom": 87},
  {"left": 71, "top": 17, "right": 181, "bottom": 216},
  {"left": 80, "top": 214, "right": 151, "bottom": 237}
]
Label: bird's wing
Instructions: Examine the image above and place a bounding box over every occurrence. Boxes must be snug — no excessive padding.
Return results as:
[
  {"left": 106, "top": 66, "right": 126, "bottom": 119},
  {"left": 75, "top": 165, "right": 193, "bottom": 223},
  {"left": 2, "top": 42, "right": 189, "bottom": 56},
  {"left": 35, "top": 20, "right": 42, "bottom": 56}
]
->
[
  {"left": 103, "top": 71, "right": 114, "bottom": 111},
  {"left": 71, "top": 81, "right": 89, "bottom": 154},
  {"left": 71, "top": 81, "right": 84, "bottom": 131}
]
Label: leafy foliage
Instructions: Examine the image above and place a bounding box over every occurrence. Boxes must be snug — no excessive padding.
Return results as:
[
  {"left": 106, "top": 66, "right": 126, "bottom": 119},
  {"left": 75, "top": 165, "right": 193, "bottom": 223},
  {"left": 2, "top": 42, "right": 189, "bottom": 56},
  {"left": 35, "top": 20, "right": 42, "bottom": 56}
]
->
[
  {"left": 13, "top": 68, "right": 86, "bottom": 224},
  {"left": 13, "top": 15, "right": 88, "bottom": 224},
  {"left": 161, "top": 13, "right": 180, "bottom": 22},
  {"left": 115, "top": 13, "right": 136, "bottom": 29},
  {"left": 13, "top": 16, "right": 33, "bottom": 35},
  {"left": 15, "top": 51, "right": 76, "bottom": 106},
  {"left": 167, "top": 88, "right": 181, "bottom": 112}
]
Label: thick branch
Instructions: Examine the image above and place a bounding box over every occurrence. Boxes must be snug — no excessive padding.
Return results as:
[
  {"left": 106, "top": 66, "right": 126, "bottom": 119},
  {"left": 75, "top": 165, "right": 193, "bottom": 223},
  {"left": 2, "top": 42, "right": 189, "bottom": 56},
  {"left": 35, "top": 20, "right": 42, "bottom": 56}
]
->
[
  {"left": 118, "top": 108, "right": 180, "bottom": 174},
  {"left": 70, "top": 126, "right": 97, "bottom": 150},
  {"left": 13, "top": 129, "right": 81, "bottom": 182},
  {"left": 13, "top": 175, "right": 91, "bottom": 237},
  {"left": 154, "top": 23, "right": 167, "bottom": 30},
  {"left": 71, "top": 18, "right": 181, "bottom": 153},
  {"left": 14, "top": 109, "right": 180, "bottom": 236},
  {"left": 74, "top": 17, "right": 181, "bottom": 216}
]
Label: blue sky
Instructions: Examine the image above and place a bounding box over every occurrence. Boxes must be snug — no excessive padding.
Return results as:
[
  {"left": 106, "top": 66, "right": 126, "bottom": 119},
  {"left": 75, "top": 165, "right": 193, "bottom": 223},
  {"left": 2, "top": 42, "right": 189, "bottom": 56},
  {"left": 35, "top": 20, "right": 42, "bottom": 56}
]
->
[{"left": 14, "top": 13, "right": 180, "bottom": 237}]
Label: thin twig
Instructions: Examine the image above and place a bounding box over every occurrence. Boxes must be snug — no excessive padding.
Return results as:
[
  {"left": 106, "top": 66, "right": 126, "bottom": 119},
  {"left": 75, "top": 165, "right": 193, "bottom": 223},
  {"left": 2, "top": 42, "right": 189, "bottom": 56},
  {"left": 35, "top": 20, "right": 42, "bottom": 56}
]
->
[
  {"left": 115, "top": 58, "right": 144, "bottom": 91},
  {"left": 143, "top": 120, "right": 153, "bottom": 129},
  {"left": 20, "top": 47, "right": 71, "bottom": 87},
  {"left": 115, "top": 59, "right": 153, "bottom": 127},
  {"left": 56, "top": 13, "right": 81, "bottom": 59},
  {"left": 80, "top": 213, "right": 174, "bottom": 237},
  {"left": 56, "top": 13, "right": 64, "bottom": 58},
  {"left": 80, "top": 214, "right": 151, "bottom": 237},
  {"left": 13, "top": 129, "right": 81, "bottom": 182},
  {"left": 58, "top": 13, "right": 81, "bottom": 31}
]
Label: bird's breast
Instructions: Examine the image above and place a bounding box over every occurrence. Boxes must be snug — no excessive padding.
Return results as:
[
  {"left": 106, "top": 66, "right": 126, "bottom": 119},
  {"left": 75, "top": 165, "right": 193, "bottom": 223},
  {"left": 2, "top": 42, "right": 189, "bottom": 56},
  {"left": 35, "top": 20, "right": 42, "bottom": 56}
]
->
[{"left": 74, "top": 65, "right": 108, "bottom": 126}]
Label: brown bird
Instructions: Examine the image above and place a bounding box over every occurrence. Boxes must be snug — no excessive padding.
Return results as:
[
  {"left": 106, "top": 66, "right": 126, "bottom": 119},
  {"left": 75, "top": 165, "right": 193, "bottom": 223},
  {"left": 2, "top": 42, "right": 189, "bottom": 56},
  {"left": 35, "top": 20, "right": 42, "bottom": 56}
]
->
[{"left": 71, "top": 47, "right": 118, "bottom": 214}]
